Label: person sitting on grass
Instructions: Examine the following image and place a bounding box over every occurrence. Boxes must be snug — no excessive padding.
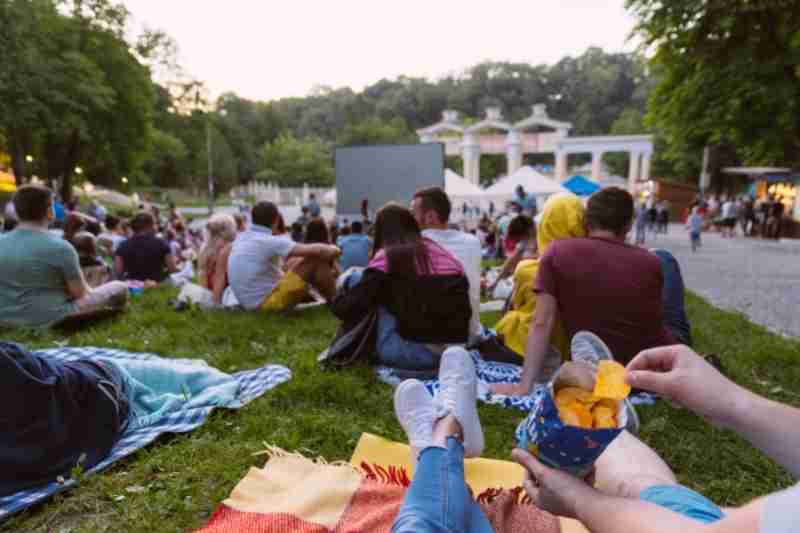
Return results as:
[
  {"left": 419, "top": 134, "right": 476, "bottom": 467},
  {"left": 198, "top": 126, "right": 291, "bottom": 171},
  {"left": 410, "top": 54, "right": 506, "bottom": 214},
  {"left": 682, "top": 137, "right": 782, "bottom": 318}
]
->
[
  {"left": 227, "top": 201, "right": 340, "bottom": 312},
  {"left": 115, "top": 212, "right": 180, "bottom": 283},
  {"left": 337, "top": 220, "right": 372, "bottom": 272},
  {"left": 330, "top": 203, "right": 471, "bottom": 371},
  {"left": 494, "top": 194, "right": 586, "bottom": 359},
  {"left": 98, "top": 215, "right": 128, "bottom": 255},
  {"left": 487, "top": 214, "right": 538, "bottom": 295},
  {"left": 0, "top": 185, "right": 128, "bottom": 328},
  {"left": 493, "top": 187, "right": 691, "bottom": 396},
  {"left": 514, "top": 344, "right": 799, "bottom": 533},
  {"left": 304, "top": 217, "right": 330, "bottom": 244},
  {"left": 198, "top": 214, "right": 237, "bottom": 305},
  {"left": 411, "top": 187, "right": 483, "bottom": 345},
  {"left": 72, "top": 231, "right": 113, "bottom": 288}
]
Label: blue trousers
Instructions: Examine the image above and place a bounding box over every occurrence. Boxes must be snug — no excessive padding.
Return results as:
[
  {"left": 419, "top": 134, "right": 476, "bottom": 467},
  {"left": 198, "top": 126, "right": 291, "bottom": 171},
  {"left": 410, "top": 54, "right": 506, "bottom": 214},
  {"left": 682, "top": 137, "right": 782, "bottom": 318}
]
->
[
  {"left": 343, "top": 268, "right": 440, "bottom": 370},
  {"left": 392, "top": 438, "right": 493, "bottom": 533},
  {"left": 653, "top": 249, "right": 693, "bottom": 346}
]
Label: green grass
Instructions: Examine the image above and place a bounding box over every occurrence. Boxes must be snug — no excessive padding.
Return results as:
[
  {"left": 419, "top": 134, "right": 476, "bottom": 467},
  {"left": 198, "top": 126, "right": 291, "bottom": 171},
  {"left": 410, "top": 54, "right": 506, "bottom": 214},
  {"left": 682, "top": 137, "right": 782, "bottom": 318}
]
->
[{"left": 2, "top": 290, "right": 798, "bottom": 532}]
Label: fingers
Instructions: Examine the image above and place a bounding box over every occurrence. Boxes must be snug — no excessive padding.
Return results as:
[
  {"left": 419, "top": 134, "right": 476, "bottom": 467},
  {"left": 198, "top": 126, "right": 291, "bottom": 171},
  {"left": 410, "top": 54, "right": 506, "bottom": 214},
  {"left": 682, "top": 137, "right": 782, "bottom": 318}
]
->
[
  {"left": 512, "top": 448, "right": 547, "bottom": 480},
  {"left": 626, "top": 345, "right": 681, "bottom": 374},
  {"left": 625, "top": 369, "right": 671, "bottom": 395}
]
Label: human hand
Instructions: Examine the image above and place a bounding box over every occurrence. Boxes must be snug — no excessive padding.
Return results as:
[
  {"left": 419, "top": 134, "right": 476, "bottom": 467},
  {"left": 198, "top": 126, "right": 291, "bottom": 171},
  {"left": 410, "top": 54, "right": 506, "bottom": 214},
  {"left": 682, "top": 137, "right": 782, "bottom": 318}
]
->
[
  {"left": 322, "top": 245, "right": 341, "bottom": 260},
  {"left": 512, "top": 449, "right": 597, "bottom": 519},
  {"left": 490, "top": 382, "right": 530, "bottom": 397},
  {"left": 626, "top": 345, "right": 740, "bottom": 427}
]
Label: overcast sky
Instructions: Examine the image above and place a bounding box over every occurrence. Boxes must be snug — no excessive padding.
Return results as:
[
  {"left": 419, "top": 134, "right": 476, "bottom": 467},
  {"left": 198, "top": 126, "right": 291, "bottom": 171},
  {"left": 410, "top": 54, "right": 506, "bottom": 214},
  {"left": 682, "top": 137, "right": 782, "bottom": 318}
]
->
[{"left": 123, "top": 0, "right": 639, "bottom": 102}]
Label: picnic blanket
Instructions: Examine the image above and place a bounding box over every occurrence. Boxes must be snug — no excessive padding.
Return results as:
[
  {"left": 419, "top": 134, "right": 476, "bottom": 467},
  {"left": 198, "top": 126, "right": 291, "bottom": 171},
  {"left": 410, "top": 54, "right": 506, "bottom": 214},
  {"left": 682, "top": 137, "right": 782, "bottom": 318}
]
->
[
  {"left": 376, "top": 351, "right": 657, "bottom": 412},
  {"left": 377, "top": 350, "right": 543, "bottom": 411},
  {"left": 0, "top": 347, "right": 292, "bottom": 522},
  {"left": 349, "top": 433, "right": 591, "bottom": 533},
  {"left": 197, "top": 441, "right": 561, "bottom": 533}
]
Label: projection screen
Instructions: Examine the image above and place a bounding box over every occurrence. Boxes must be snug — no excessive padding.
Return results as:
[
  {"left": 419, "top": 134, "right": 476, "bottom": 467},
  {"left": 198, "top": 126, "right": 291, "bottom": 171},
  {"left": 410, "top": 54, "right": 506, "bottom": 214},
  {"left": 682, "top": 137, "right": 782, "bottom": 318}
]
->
[{"left": 335, "top": 144, "right": 444, "bottom": 219}]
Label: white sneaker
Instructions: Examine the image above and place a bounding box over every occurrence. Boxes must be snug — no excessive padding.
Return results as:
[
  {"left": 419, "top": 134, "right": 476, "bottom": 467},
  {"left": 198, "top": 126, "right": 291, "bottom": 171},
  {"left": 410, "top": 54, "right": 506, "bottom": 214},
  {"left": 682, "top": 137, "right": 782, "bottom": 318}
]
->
[
  {"left": 570, "top": 331, "right": 614, "bottom": 367},
  {"left": 570, "top": 331, "right": 640, "bottom": 435},
  {"left": 436, "top": 347, "right": 484, "bottom": 458},
  {"left": 394, "top": 380, "right": 436, "bottom": 461}
]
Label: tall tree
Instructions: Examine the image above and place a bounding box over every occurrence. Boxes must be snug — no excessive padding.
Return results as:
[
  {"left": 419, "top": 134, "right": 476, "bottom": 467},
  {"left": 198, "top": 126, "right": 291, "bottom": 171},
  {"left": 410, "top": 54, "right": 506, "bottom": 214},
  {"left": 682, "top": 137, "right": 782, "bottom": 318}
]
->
[{"left": 627, "top": 0, "right": 800, "bottom": 176}]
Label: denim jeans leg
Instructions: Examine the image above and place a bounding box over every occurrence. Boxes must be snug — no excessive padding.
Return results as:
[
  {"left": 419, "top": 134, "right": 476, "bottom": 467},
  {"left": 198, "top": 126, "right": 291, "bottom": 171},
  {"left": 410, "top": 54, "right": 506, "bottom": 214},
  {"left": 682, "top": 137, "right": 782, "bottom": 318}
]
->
[
  {"left": 391, "top": 438, "right": 493, "bottom": 533},
  {"left": 653, "top": 249, "right": 693, "bottom": 346},
  {"left": 376, "top": 306, "right": 440, "bottom": 371}
]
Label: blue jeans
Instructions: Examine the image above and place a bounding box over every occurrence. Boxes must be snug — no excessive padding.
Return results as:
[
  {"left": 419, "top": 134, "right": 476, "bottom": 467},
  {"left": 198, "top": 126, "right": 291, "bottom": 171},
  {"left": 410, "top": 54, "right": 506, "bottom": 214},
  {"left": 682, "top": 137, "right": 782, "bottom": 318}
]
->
[
  {"left": 392, "top": 438, "right": 493, "bottom": 533},
  {"left": 653, "top": 249, "right": 693, "bottom": 346},
  {"left": 343, "top": 268, "right": 440, "bottom": 371}
]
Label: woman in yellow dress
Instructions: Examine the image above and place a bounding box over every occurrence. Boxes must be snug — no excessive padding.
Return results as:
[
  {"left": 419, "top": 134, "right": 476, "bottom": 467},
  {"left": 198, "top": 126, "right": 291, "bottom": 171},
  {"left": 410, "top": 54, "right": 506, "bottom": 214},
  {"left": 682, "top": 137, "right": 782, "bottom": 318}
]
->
[{"left": 495, "top": 194, "right": 586, "bottom": 358}]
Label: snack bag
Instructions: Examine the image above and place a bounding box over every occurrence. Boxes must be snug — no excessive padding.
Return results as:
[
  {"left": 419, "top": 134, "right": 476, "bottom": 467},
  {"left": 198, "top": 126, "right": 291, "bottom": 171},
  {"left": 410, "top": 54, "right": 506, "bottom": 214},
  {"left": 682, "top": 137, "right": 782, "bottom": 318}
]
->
[{"left": 515, "top": 360, "right": 630, "bottom": 477}]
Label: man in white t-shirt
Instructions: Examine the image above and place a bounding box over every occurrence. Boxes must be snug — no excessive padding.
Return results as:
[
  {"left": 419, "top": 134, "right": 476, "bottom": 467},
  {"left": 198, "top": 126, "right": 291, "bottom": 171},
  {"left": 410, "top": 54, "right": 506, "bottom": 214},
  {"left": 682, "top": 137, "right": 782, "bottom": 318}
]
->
[
  {"left": 411, "top": 187, "right": 483, "bottom": 343},
  {"left": 227, "top": 201, "right": 340, "bottom": 312}
]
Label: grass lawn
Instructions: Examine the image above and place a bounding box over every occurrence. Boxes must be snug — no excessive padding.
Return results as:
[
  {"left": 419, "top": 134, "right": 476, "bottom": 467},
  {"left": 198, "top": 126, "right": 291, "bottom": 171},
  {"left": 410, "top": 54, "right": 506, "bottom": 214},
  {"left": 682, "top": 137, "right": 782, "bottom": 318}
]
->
[{"left": 2, "top": 290, "right": 798, "bottom": 532}]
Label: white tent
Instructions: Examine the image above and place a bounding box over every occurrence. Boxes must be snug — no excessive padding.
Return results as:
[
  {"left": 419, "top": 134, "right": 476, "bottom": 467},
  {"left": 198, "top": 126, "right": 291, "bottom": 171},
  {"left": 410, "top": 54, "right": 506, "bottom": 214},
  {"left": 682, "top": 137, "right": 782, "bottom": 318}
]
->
[
  {"left": 485, "top": 166, "right": 568, "bottom": 197},
  {"left": 597, "top": 175, "right": 629, "bottom": 189},
  {"left": 445, "top": 168, "right": 483, "bottom": 197}
]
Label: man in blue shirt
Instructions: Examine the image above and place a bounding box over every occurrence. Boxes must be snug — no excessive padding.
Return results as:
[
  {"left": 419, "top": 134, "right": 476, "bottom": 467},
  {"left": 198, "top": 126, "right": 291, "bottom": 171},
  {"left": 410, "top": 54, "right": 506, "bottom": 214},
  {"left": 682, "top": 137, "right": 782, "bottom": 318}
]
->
[
  {"left": 515, "top": 185, "right": 537, "bottom": 217},
  {"left": 306, "top": 193, "right": 321, "bottom": 218},
  {"left": 337, "top": 220, "right": 371, "bottom": 271}
]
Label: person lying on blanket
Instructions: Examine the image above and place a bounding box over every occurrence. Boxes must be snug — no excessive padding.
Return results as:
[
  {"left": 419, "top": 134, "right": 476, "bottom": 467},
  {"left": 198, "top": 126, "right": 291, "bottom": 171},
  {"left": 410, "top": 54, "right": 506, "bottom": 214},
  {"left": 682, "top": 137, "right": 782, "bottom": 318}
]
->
[
  {"left": 493, "top": 188, "right": 692, "bottom": 396},
  {"left": 0, "top": 342, "right": 129, "bottom": 496},
  {"left": 227, "top": 201, "right": 341, "bottom": 312},
  {"left": 0, "top": 185, "right": 129, "bottom": 328},
  {"left": 514, "top": 345, "right": 798, "bottom": 533},
  {"left": 394, "top": 344, "right": 798, "bottom": 533},
  {"left": 330, "top": 203, "right": 471, "bottom": 371}
]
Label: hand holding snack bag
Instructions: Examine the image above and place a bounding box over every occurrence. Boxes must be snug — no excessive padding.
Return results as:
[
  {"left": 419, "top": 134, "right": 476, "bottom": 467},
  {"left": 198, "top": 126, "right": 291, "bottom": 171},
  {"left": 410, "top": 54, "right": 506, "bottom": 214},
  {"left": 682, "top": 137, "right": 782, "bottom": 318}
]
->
[{"left": 515, "top": 360, "right": 631, "bottom": 477}]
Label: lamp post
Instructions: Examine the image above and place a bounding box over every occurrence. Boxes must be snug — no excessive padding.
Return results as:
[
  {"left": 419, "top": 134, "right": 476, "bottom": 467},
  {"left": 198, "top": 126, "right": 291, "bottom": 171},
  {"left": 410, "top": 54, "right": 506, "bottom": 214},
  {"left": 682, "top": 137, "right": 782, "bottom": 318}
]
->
[
  {"left": 205, "top": 108, "right": 227, "bottom": 215},
  {"left": 24, "top": 155, "right": 34, "bottom": 180}
]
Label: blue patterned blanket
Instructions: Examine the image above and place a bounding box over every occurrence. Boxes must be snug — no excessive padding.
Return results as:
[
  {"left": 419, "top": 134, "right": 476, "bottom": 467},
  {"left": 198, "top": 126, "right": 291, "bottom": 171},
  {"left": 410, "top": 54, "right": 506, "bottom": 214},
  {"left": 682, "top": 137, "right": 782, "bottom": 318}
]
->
[
  {"left": 376, "top": 351, "right": 656, "bottom": 411},
  {"left": 0, "top": 347, "right": 291, "bottom": 522}
]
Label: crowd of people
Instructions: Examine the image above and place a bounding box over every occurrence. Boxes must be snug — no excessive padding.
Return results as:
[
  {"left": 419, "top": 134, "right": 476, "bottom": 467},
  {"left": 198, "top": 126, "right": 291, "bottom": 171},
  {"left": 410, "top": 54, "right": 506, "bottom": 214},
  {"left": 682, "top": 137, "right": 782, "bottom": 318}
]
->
[
  {"left": 688, "top": 193, "right": 788, "bottom": 241},
  {"left": 0, "top": 182, "right": 795, "bottom": 532}
]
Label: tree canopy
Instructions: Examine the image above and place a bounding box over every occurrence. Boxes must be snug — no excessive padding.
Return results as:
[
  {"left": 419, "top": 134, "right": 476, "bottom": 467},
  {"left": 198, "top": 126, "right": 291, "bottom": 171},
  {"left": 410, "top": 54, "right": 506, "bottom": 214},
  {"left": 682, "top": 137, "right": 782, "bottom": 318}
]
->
[
  {"left": 627, "top": 0, "right": 800, "bottom": 183},
  {"left": 7, "top": 1, "right": 795, "bottom": 196}
]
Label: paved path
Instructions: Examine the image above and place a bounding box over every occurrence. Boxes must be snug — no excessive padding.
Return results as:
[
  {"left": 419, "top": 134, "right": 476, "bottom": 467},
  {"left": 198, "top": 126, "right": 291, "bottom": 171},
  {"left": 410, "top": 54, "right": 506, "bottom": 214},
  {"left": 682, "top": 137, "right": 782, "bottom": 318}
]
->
[{"left": 645, "top": 225, "right": 800, "bottom": 338}]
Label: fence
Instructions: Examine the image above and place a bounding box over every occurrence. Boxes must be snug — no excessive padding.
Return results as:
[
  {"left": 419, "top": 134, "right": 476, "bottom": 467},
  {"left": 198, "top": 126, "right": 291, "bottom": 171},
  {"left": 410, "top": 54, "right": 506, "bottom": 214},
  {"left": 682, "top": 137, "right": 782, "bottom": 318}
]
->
[{"left": 230, "top": 182, "right": 335, "bottom": 206}]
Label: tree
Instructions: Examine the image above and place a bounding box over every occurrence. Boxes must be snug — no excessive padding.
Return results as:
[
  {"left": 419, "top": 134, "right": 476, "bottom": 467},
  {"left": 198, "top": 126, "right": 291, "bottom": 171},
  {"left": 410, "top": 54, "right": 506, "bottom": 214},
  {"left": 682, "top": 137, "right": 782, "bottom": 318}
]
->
[
  {"left": 336, "top": 118, "right": 417, "bottom": 146},
  {"left": 0, "top": 0, "right": 155, "bottom": 200},
  {"left": 627, "top": 0, "right": 800, "bottom": 174},
  {"left": 256, "top": 133, "right": 334, "bottom": 186}
]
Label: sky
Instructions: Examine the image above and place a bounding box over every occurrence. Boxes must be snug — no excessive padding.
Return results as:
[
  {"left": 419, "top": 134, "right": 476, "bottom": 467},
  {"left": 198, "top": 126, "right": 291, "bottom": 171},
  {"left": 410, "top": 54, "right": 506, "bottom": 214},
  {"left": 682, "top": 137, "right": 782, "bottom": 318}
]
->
[{"left": 123, "top": 0, "right": 639, "bottom": 102}]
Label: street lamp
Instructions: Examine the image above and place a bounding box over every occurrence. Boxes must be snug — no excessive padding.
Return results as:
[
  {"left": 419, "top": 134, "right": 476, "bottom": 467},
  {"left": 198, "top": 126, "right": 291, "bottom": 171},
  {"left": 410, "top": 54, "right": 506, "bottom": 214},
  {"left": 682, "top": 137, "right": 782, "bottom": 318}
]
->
[
  {"left": 204, "top": 107, "right": 227, "bottom": 215},
  {"left": 121, "top": 176, "right": 129, "bottom": 184},
  {"left": 75, "top": 166, "right": 83, "bottom": 175},
  {"left": 25, "top": 155, "right": 34, "bottom": 163}
]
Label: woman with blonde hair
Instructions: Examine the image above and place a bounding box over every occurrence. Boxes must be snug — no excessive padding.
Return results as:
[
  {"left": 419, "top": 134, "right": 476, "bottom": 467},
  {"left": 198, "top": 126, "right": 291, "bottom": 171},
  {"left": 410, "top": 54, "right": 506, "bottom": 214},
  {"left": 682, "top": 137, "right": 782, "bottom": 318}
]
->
[
  {"left": 495, "top": 194, "right": 586, "bottom": 358},
  {"left": 198, "top": 214, "right": 237, "bottom": 304}
]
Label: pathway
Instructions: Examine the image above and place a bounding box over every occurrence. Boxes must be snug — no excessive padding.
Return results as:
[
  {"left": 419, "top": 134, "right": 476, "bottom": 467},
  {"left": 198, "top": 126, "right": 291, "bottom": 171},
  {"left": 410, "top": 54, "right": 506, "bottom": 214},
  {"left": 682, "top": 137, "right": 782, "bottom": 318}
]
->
[{"left": 646, "top": 225, "right": 800, "bottom": 338}]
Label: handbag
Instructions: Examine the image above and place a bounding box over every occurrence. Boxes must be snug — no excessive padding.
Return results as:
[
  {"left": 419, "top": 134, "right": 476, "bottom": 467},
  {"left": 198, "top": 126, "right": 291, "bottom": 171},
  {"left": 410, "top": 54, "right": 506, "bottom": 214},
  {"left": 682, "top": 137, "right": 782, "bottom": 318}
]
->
[{"left": 318, "top": 310, "right": 378, "bottom": 368}]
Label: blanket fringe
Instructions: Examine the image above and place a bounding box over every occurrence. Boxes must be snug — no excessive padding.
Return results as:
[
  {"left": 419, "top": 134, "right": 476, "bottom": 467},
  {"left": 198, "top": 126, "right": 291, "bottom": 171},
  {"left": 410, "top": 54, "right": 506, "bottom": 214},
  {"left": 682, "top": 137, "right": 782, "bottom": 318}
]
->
[
  {"left": 252, "top": 445, "right": 530, "bottom": 506},
  {"left": 252, "top": 444, "right": 361, "bottom": 474}
]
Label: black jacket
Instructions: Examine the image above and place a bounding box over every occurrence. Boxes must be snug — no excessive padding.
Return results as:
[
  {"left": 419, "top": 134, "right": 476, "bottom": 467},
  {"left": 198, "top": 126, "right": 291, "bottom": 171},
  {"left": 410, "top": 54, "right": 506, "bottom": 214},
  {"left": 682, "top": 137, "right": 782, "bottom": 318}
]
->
[{"left": 330, "top": 268, "right": 471, "bottom": 344}]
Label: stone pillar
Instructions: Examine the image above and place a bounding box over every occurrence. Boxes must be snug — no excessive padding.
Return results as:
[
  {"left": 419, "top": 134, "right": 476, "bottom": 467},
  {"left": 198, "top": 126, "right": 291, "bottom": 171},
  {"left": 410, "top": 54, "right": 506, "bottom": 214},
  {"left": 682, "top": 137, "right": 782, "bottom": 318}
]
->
[
  {"left": 641, "top": 152, "right": 652, "bottom": 182},
  {"left": 462, "top": 133, "right": 481, "bottom": 186},
  {"left": 555, "top": 150, "right": 568, "bottom": 181},
  {"left": 505, "top": 130, "right": 522, "bottom": 176},
  {"left": 591, "top": 151, "right": 604, "bottom": 182},
  {"left": 628, "top": 152, "right": 641, "bottom": 194}
]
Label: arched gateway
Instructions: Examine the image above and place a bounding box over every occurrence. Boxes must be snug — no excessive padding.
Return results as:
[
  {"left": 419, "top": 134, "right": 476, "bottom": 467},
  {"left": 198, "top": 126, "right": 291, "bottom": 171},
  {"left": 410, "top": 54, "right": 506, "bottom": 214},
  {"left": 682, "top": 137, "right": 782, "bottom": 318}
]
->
[{"left": 417, "top": 104, "right": 653, "bottom": 193}]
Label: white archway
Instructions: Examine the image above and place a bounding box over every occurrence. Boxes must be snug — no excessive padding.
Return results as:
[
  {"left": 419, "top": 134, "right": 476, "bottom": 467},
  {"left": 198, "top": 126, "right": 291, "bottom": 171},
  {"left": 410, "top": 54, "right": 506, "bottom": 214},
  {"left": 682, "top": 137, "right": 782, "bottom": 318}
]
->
[{"left": 417, "top": 104, "right": 653, "bottom": 193}]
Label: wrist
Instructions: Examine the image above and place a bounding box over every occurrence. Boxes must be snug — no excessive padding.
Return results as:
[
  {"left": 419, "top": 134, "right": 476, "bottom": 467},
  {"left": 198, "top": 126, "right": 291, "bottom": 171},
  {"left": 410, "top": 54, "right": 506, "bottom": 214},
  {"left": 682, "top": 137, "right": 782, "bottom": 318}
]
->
[{"left": 714, "top": 382, "right": 755, "bottom": 430}]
